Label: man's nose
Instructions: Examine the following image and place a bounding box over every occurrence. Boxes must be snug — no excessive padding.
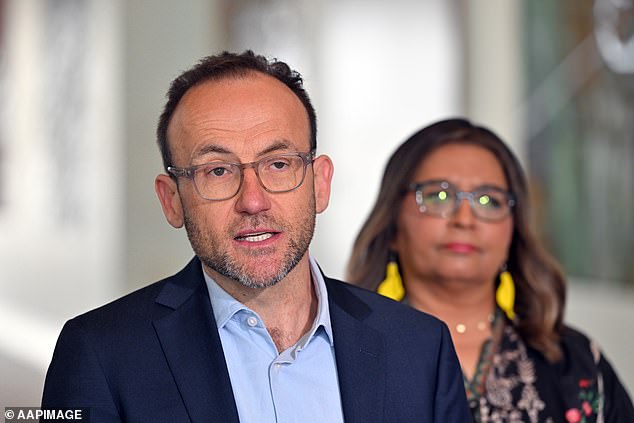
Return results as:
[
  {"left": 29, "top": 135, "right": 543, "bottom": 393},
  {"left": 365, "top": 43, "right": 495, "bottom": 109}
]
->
[{"left": 233, "top": 167, "right": 272, "bottom": 215}]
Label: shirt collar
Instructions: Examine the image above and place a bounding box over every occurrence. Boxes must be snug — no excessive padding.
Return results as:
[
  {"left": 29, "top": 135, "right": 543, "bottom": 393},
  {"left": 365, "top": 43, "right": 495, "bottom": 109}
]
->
[
  {"left": 307, "top": 255, "right": 334, "bottom": 346},
  {"left": 202, "top": 255, "right": 334, "bottom": 346},
  {"left": 203, "top": 270, "right": 248, "bottom": 329}
]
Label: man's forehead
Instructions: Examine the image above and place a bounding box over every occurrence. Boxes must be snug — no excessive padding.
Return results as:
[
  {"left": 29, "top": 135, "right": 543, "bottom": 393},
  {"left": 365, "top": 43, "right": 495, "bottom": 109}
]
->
[
  {"left": 166, "top": 73, "right": 310, "bottom": 163},
  {"left": 170, "top": 73, "right": 306, "bottom": 126},
  {"left": 178, "top": 72, "right": 293, "bottom": 109}
]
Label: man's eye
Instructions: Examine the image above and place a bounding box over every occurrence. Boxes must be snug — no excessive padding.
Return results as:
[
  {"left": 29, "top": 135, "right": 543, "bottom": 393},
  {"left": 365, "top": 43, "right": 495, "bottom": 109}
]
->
[
  {"left": 204, "top": 165, "right": 232, "bottom": 177},
  {"left": 265, "top": 159, "right": 291, "bottom": 171},
  {"left": 272, "top": 161, "right": 288, "bottom": 169}
]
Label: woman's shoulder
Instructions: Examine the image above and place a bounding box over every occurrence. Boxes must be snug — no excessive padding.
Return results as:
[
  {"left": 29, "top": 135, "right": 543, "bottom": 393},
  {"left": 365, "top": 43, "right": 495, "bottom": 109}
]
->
[
  {"left": 558, "top": 325, "right": 601, "bottom": 369},
  {"left": 532, "top": 325, "right": 609, "bottom": 390},
  {"left": 529, "top": 324, "right": 634, "bottom": 422},
  {"left": 560, "top": 325, "right": 597, "bottom": 353}
]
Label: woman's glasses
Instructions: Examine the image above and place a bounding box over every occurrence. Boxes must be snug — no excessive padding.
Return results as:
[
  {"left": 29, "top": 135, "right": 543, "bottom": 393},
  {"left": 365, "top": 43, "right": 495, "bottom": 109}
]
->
[{"left": 407, "top": 180, "right": 515, "bottom": 221}]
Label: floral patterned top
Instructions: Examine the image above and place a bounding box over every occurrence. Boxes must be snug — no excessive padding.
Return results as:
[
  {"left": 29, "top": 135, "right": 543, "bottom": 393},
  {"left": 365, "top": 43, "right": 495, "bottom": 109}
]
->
[{"left": 466, "top": 317, "right": 634, "bottom": 422}]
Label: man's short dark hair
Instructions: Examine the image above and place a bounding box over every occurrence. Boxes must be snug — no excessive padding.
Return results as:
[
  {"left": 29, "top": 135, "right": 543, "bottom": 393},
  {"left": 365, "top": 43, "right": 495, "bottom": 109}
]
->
[{"left": 156, "top": 50, "right": 317, "bottom": 171}]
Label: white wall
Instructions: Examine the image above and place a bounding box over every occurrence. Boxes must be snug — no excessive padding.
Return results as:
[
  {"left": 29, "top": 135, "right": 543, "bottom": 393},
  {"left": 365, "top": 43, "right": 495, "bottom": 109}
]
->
[{"left": 0, "top": 1, "right": 123, "bottom": 401}]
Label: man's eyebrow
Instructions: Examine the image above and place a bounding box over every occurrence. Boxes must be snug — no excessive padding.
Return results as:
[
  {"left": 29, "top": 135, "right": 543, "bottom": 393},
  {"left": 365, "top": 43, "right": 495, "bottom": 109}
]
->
[
  {"left": 257, "top": 140, "right": 293, "bottom": 157},
  {"left": 193, "top": 144, "right": 233, "bottom": 157},
  {"left": 192, "top": 140, "right": 295, "bottom": 161}
]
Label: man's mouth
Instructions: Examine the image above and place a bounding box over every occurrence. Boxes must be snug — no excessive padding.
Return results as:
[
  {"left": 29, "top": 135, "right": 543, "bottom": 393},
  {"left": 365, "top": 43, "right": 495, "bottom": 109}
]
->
[{"left": 235, "top": 232, "right": 277, "bottom": 242}]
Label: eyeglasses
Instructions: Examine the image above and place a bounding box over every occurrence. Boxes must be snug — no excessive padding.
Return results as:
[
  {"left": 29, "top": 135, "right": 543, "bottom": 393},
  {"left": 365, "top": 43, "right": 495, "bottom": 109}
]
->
[
  {"left": 168, "top": 152, "right": 315, "bottom": 201},
  {"left": 407, "top": 180, "right": 515, "bottom": 222}
]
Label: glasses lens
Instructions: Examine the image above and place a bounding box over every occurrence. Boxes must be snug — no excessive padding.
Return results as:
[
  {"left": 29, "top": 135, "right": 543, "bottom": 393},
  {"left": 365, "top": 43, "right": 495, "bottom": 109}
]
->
[
  {"left": 193, "top": 162, "right": 241, "bottom": 200},
  {"left": 257, "top": 154, "right": 306, "bottom": 192},
  {"left": 472, "top": 188, "right": 512, "bottom": 220},
  {"left": 416, "top": 182, "right": 455, "bottom": 216}
]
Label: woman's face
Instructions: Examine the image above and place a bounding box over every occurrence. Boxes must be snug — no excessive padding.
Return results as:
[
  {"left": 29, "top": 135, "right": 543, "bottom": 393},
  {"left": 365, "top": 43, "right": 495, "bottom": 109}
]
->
[{"left": 392, "top": 143, "right": 514, "bottom": 286}]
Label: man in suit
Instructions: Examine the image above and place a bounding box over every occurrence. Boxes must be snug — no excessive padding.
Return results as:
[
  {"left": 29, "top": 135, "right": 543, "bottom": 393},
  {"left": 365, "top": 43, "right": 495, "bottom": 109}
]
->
[{"left": 42, "top": 51, "right": 470, "bottom": 422}]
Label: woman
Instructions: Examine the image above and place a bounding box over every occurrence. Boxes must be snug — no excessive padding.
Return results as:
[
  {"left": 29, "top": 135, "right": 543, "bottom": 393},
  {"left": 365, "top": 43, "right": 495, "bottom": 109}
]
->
[{"left": 347, "top": 118, "right": 633, "bottom": 422}]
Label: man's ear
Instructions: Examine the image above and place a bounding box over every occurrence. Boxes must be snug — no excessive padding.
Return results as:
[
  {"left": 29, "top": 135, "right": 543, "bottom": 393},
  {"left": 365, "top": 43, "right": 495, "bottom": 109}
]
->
[
  {"left": 312, "top": 155, "right": 334, "bottom": 214},
  {"left": 155, "top": 174, "right": 184, "bottom": 228}
]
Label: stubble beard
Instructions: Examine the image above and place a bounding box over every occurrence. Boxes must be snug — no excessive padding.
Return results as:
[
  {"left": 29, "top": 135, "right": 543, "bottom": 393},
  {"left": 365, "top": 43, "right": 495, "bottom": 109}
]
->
[{"left": 183, "top": 202, "right": 316, "bottom": 289}]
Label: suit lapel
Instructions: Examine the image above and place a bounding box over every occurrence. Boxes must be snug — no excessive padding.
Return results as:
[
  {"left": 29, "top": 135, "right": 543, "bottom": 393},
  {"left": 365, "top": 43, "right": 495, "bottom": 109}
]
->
[
  {"left": 326, "top": 277, "right": 386, "bottom": 423},
  {"left": 153, "top": 259, "right": 239, "bottom": 423}
]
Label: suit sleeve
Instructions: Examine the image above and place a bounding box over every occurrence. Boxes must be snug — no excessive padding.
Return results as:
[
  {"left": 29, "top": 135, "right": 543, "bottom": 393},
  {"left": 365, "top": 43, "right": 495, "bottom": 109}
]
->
[
  {"left": 41, "top": 318, "right": 121, "bottom": 423},
  {"left": 433, "top": 322, "right": 471, "bottom": 422}
]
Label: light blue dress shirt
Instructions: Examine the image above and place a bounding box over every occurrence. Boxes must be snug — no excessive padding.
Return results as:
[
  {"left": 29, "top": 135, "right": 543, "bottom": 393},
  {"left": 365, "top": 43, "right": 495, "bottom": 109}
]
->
[{"left": 203, "top": 256, "right": 345, "bottom": 423}]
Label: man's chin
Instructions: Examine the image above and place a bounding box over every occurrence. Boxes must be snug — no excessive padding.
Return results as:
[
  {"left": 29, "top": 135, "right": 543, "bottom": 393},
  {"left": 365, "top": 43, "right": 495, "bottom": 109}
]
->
[
  {"left": 236, "top": 277, "right": 281, "bottom": 290},
  {"left": 202, "top": 257, "right": 289, "bottom": 289},
  {"left": 199, "top": 237, "right": 310, "bottom": 290},
  {"left": 234, "top": 260, "right": 294, "bottom": 288}
]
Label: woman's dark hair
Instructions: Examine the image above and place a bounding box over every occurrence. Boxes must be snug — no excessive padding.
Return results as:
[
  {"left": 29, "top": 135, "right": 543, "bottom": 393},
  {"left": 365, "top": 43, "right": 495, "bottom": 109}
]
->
[
  {"left": 156, "top": 50, "right": 317, "bottom": 171},
  {"left": 347, "top": 118, "right": 566, "bottom": 362}
]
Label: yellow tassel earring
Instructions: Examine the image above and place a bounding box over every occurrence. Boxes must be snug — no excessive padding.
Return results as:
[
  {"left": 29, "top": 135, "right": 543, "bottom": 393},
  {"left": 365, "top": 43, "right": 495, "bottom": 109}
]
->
[
  {"left": 377, "top": 252, "right": 405, "bottom": 301},
  {"left": 496, "top": 265, "right": 516, "bottom": 320}
]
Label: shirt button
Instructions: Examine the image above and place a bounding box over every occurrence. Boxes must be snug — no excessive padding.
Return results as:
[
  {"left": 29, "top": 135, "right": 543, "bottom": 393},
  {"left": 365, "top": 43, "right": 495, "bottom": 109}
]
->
[
  {"left": 274, "top": 363, "right": 281, "bottom": 370},
  {"left": 246, "top": 316, "right": 258, "bottom": 327}
]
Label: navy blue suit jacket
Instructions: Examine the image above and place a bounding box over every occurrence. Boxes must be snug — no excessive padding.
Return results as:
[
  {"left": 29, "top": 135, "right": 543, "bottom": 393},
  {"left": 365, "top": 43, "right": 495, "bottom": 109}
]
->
[{"left": 42, "top": 257, "right": 470, "bottom": 422}]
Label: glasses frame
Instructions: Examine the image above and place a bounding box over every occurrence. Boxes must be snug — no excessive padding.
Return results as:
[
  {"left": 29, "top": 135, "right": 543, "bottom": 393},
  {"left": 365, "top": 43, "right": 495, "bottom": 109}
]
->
[
  {"left": 168, "top": 151, "right": 315, "bottom": 201},
  {"left": 407, "top": 179, "right": 516, "bottom": 222}
]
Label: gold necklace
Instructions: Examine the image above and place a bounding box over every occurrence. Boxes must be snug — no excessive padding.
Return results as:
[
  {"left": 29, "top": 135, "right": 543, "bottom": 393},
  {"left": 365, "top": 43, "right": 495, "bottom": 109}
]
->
[{"left": 455, "top": 314, "right": 494, "bottom": 334}]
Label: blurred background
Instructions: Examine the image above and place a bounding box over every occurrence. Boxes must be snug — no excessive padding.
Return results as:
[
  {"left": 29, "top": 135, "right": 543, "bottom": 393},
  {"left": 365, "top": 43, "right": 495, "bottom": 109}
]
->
[{"left": 1, "top": 0, "right": 632, "bottom": 406}]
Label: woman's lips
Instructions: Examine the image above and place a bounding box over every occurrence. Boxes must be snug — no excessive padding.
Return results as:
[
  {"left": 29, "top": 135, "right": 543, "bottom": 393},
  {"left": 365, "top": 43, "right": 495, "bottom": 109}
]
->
[{"left": 442, "top": 242, "right": 477, "bottom": 253}]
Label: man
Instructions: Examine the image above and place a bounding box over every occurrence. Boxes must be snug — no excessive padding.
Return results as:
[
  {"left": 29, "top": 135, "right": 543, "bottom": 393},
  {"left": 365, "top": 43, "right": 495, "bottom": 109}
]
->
[{"left": 42, "top": 51, "right": 469, "bottom": 422}]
